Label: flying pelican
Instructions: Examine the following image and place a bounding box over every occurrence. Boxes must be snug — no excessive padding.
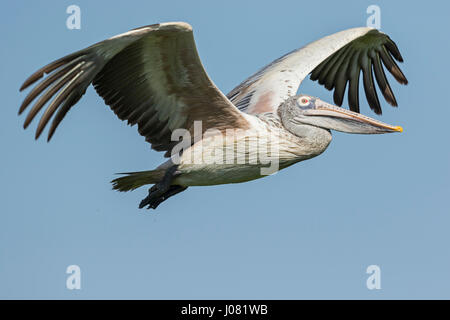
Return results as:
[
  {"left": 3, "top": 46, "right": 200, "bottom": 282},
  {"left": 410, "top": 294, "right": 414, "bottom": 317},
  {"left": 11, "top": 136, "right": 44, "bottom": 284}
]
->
[{"left": 18, "top": 22, "right": 407, "bottom": 209}]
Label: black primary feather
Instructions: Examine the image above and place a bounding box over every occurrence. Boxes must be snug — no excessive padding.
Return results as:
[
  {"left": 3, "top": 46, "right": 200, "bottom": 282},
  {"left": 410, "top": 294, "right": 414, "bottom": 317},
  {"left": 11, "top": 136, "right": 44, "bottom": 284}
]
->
[{"left": 310, "top": 29, "right": 407, "bottom": 115}]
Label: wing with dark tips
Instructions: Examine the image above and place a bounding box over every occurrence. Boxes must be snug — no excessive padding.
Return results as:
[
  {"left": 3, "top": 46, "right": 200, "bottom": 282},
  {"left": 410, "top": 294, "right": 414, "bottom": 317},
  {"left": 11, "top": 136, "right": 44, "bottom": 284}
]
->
[
  {"left": 227, "top": 27, "right": 407, "bottom": 116},
  {"left": 310, "top": 29, "right": 407, "bottom": 114},
  {"left": 19, "top": 22, "right": 249, "bottom": 156}
]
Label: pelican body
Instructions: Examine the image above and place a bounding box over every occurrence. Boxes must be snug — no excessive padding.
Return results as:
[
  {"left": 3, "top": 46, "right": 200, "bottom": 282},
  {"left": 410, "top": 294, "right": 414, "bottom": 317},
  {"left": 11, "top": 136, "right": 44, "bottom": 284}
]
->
[{"left": 18, "top": 22, "right": 407, "bottom": 209}]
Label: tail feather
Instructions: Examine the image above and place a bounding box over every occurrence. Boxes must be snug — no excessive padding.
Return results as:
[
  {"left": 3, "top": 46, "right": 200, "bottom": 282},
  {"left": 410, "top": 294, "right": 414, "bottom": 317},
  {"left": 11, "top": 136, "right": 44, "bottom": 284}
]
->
[{"left": 111, "top": 170, "right": 164, "bottom": 192}]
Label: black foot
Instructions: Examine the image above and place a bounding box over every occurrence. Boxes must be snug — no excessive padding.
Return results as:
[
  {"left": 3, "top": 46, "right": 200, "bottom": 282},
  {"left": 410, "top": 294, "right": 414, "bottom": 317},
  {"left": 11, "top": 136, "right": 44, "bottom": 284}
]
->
[
  {"left": 139, "top": 185, "right": 187, "bottom": 209},
  {"left": 138, "top": 165, "right": 186, "bottom": 210}
]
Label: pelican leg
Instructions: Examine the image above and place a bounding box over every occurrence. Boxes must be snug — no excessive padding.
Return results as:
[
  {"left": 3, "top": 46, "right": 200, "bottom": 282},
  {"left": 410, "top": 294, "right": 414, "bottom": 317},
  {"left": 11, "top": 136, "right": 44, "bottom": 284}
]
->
[
  {"left": 143, "top": 185, "right": 188, "bottom": 209},
  {"left": 138, "top": 166, "right": 185, "bottom": 210}
]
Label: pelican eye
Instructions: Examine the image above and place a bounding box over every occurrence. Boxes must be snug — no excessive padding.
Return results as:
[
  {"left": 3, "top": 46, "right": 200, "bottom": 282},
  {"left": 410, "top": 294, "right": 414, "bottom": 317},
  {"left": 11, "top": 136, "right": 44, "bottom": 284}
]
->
[{"left": 298, "top": 97, "right": 310, "bottom": 107}]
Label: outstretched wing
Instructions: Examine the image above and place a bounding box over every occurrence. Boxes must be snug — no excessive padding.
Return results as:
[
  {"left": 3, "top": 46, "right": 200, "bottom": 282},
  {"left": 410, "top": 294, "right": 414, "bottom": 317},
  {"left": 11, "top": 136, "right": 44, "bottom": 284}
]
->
[
  {"left": 227, "top": 27, "right": 407, "bottom": 115},
  {"left": 19, "top": 22, "right": 249, "bottom": 156}
]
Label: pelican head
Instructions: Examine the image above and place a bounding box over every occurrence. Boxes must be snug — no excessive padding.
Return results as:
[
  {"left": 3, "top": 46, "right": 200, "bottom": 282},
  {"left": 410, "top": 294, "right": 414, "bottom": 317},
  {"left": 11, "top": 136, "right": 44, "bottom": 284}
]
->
[{"left": 279, "top": 94, "right": 403, "bottom": 135}]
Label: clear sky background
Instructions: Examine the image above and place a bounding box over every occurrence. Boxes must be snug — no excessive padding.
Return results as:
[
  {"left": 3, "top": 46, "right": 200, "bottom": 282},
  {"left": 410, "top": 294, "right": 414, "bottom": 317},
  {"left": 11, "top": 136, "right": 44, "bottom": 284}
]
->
[{"left": 1, "top": 0, "right": 449, "bottom": 299}]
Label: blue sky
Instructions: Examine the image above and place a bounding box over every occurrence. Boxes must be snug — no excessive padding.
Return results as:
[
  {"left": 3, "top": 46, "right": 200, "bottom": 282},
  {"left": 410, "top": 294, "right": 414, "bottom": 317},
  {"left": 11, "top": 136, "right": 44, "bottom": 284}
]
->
[{"left": 1, "top": 0, "right": 449, "bottom": 299}]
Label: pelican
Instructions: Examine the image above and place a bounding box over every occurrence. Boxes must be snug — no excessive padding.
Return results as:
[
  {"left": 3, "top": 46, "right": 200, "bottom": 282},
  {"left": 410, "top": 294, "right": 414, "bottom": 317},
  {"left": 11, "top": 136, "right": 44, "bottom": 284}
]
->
[{"left": 18, "top": 22, "right": 407, "bottom": 209}]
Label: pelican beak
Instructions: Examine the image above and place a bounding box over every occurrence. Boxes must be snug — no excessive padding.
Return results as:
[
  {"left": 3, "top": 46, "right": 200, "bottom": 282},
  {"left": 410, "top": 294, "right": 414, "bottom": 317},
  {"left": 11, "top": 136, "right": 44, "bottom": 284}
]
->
[{"left": 302, "top": 99, "right": 403, "bottom": 134}]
